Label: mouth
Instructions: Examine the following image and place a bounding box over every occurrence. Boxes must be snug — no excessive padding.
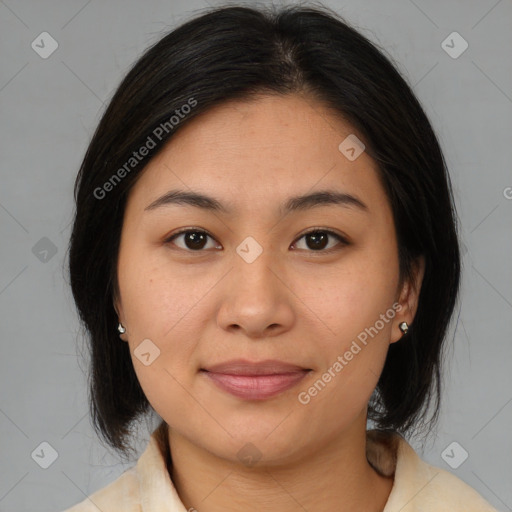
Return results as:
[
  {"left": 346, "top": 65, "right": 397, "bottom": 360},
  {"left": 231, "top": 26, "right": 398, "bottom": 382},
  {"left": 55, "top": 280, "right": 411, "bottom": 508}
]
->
[{"left": 200, "top": 359, "right": 312, "bottom": 400}]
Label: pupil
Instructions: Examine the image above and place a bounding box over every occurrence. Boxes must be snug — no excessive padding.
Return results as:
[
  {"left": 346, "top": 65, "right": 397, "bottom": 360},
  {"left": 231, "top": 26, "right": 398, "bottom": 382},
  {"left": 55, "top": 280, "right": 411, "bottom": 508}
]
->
[
  {"left": 308, "top": 232, "right": 327, "bottom": 250},
  {"left": 186, "top": 232, "right": 206, "bottom": 250}
]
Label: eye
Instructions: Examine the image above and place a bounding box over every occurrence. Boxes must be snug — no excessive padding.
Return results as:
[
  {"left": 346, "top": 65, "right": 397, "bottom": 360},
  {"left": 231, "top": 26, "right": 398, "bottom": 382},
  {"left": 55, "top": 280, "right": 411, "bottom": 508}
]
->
[
  {"left": 165, "top": 229, "right": 220, "bottom": 252},
  {"left": 292, "top": 229, "right": 349, "bottom": 253}
]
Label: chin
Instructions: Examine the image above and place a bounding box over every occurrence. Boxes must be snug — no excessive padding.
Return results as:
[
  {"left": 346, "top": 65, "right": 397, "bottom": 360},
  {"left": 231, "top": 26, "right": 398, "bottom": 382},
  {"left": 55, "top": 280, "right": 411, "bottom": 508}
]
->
[{"left": 208, "top": 421, "right": 312, "bottom": 468}]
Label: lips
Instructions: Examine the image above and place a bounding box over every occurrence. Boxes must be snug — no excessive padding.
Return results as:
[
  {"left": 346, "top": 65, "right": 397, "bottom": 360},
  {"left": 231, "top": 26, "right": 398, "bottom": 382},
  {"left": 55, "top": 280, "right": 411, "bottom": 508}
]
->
[
  {"left": 202, "top": 359, "right": 310, "bottom": 375},
  {"left": 200, "top": 359, "right": 311, "bottom": 400}
]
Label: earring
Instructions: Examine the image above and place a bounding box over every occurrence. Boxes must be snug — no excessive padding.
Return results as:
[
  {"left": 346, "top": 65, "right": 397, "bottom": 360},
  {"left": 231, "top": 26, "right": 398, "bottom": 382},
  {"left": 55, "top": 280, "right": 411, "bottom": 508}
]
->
[
  {"left": 118, "top": 322, "right": 126, "bottom": 334},
  {"left": 399, "top": 322, "right": 409, "bottom": 335}
]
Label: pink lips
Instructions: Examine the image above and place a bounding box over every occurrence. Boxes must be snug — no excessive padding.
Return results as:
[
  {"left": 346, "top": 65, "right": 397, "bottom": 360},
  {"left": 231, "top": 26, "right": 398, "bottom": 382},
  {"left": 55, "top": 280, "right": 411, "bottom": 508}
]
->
[{"left": 201, "top": 359, "right": 311, "bottom": 400}]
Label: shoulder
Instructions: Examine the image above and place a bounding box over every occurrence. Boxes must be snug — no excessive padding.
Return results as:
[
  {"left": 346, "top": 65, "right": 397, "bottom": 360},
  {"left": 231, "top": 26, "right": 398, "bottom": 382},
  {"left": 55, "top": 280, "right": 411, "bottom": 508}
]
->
[
  {"left": 60, "top": 426, "right": 184, "bottom": 512},
  {"left": 374, "top": 431, "right": 499, "bottom": 512},
  {"left": 60, "top": 466, "right": 141, "bottom": 512}
]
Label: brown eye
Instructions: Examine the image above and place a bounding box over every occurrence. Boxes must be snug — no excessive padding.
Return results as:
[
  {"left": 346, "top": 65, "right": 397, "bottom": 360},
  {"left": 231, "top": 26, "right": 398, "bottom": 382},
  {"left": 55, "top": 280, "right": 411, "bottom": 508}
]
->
[
  {"left": 293, "top": 229, "right": 348, "bottom": 252},
  {"left": 166, "top": 229, "right": 220, "bottom": 251}
]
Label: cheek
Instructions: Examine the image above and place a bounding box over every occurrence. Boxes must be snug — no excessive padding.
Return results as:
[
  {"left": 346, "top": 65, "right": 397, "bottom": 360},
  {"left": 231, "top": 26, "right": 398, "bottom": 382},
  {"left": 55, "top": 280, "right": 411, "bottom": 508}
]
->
[
  {"left": 119, "top": 243, "right": 233, "bottom": 402},
  {"left": 122, "top": 266, "right": 203, "bottom": 419},
  {"left": 293, "top": 248, "right": 399, "bottom": 406},
  {"left": 295, "top": 279, "right": 396, "bottom": 428},
  {"left": 297, "top": 253, "right": 399, "bottom": 345},
  {"left": 119, "top": 242, "right": 200, "bottom": 339}
]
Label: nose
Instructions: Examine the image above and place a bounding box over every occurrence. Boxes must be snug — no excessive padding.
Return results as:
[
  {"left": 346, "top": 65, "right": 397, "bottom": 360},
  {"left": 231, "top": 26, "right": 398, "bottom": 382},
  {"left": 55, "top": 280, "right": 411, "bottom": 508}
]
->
[{"left": 215, "top": 245, "right": 295, "bottom": 339}]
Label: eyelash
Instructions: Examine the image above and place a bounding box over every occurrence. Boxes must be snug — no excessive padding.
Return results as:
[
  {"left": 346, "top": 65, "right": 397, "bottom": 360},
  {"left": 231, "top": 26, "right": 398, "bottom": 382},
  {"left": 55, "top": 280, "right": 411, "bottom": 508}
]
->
[{"left": 164, "top": 227, "right": 349, "bottom": 254}]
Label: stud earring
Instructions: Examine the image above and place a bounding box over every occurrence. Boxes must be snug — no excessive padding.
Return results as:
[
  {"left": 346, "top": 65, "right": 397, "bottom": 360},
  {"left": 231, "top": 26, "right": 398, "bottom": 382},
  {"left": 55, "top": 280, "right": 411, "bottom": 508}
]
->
[
  {"left": 399, "top": 322, "right": 409, "bottom": 335},
  {"left": 118, "top": 322, "right": 126, "bottom": 334}
]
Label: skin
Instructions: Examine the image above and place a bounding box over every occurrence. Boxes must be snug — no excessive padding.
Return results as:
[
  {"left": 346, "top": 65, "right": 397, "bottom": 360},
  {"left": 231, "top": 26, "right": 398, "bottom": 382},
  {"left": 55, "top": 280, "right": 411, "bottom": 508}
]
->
[{"left": 114, "top": 92, "right": 424, "bottom": 512}]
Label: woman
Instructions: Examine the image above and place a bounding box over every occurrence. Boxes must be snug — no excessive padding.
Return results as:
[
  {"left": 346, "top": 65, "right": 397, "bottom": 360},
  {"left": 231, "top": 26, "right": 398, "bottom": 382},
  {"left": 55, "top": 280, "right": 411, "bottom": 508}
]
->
[{"left": 63, "top": 4, "right": 498, "bottom": 511}]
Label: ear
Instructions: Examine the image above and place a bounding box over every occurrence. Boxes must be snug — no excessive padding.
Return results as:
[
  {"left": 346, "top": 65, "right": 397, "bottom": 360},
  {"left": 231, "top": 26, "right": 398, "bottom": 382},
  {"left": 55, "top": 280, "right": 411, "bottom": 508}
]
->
[{"left": 390, "top": 257, "right": 425, "bottom": 344}]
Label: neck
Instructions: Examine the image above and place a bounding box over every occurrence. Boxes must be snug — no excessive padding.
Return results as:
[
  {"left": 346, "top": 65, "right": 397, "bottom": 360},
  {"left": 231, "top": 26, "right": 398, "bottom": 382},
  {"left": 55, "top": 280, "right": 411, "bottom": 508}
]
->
[{"left": 165, "top": 414, "right": 393, "bottom": 512}]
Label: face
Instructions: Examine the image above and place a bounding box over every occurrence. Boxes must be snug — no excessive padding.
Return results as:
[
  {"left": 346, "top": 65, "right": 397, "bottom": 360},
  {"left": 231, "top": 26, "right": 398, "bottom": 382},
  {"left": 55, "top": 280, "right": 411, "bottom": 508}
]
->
[{"left": 114, "top": 93, "right": 421, "bottom": 466}]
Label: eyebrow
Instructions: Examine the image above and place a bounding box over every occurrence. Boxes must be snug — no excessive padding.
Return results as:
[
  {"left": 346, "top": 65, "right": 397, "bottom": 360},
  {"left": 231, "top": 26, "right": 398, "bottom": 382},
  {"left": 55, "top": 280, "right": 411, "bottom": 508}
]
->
[{"left": 144, "top": 189, "right": 368, "bottom": 215}]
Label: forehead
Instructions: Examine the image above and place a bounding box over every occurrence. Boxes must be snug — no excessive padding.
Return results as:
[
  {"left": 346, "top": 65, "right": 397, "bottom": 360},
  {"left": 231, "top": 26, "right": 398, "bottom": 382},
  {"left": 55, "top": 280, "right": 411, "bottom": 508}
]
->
[{"left": 125, "top": 93, "right": 389, "bottom": 218}]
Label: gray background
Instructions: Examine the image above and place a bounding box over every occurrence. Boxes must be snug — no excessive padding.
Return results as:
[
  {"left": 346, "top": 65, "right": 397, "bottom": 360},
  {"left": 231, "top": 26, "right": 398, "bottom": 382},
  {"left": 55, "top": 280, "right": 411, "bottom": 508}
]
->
[{"left": 0, "top": 0, "right": 511, "bottom": 510}]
